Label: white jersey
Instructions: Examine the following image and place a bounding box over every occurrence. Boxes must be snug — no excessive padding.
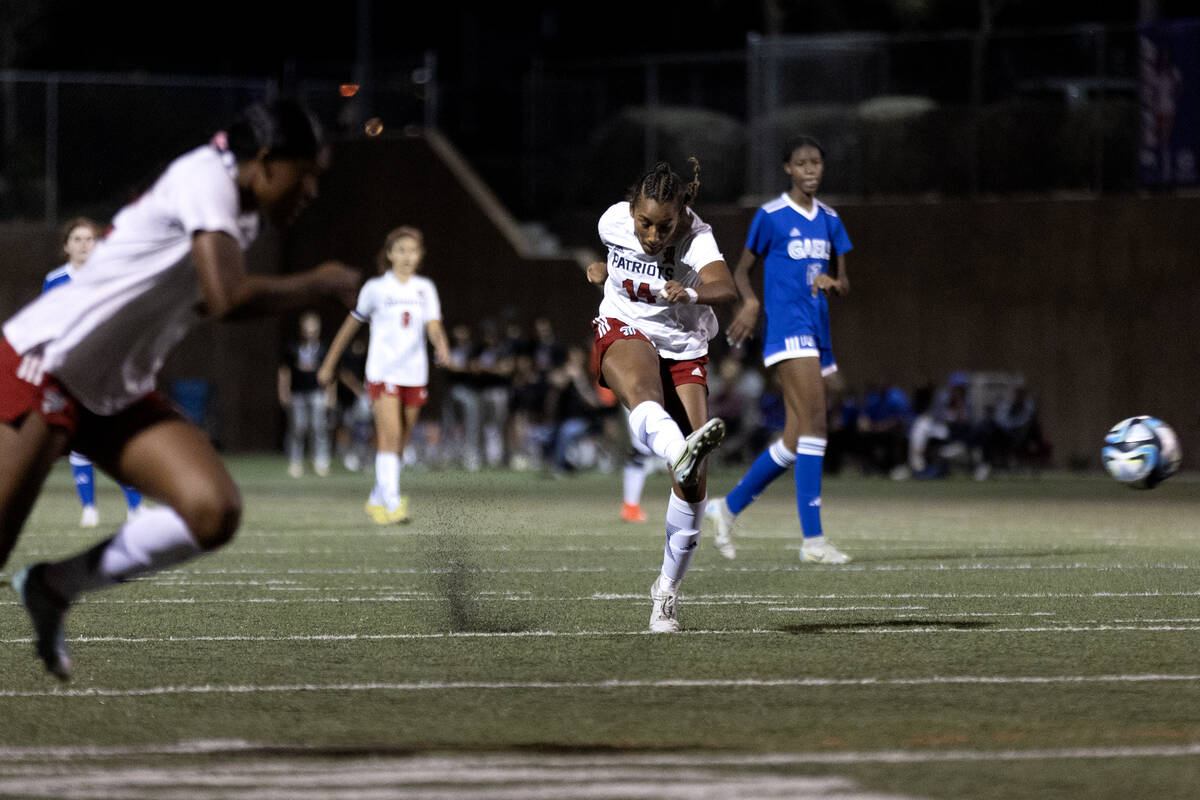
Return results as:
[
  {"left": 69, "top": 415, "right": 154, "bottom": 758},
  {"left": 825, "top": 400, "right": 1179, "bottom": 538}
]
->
[
  {"left": 3, "top": 145, "right": 258, "bottom": 415},
  {"left": 353, "top": 272, "right": 442, "bottom": 386},
  {"left": 596, "top": 202, "right": 722, "bottom": 360}
]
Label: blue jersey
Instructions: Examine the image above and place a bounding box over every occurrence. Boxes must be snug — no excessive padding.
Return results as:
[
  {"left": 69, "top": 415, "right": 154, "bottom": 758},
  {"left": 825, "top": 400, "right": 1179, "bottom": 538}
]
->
[
  {"left": 745, "top": 194, "right": 852, "bottom": 367},
  {"left": 42, "top": 263, "right": 76, "bottom": 294}
]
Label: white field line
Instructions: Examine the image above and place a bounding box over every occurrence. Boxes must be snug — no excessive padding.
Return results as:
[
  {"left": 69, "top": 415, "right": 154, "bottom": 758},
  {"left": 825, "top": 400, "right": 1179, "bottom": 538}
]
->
[
  {"left": 2, "top": 748, "right": 1200, "bottom": 800},
  {"left": 4, "top": 619, "right": 1200, "bottom": 649},
  {"left": 0, "top": 770, "right": 916, "bottom": 800},
  {"left": 2, "top": 740, "right": 1200, "bottom": 766},
  {"left": 1, "top": 673, "right": 1199, "bottom": 699},
  {"left": 132, "top": 585, "right": 1200, "bottom": 600},
  {"left": 7, "top": 562, "right": 1196, "bottom": 579},
  {"left": 0, "top": 596, "right": 1060, "bottom": 609}
]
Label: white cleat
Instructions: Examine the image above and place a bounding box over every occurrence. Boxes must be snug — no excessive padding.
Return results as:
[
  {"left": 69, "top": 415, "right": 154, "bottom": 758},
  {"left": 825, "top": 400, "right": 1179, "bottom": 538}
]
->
[
  {"left": 13, "top": 564, "right": 72, "bottom": 681},
  {"left": 79, "top": 505, "right": 99, "bottom": 528},
  {"left": 704, "top": 497, "right": 736, "bottom": 560},
  {"left": 671, "top": 418, "right": 725, "bottom": 488},
  {"left": 800, "top": 538, "right": 852, "bottom": 565},
  {"left": 649, "top": 578, "right": 680, "bottom": 633}
]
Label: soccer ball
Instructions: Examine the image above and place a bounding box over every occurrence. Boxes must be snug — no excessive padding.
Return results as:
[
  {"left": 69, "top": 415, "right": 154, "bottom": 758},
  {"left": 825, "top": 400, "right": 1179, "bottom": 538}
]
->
[{"left": 1102, "top": 416, "right": 1181, "bottom": 489}]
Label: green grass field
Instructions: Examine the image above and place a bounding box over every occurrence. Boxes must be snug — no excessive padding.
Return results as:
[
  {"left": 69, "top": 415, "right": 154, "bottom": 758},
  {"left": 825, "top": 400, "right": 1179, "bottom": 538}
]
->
[{"left": 1, "top": 457, "right": 1198, "bottom": 799}]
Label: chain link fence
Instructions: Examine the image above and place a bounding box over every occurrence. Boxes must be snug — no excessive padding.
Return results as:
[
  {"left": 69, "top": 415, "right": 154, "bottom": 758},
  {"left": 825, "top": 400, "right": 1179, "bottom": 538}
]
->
[{"left": 0, "top": 25, "right": 1155, "bottom": 228}]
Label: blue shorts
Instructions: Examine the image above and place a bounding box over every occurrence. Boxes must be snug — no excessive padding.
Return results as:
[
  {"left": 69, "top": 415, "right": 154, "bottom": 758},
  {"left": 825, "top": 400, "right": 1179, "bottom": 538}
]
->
[
  {"left": 762, "top": 335, "right": 837, "bottom": 375},
  {"left": 762, "top": 311, "right": 837, "bottom": 375},
  {"left": 761, "top": 291, "right": 837, "bottom": 374}
]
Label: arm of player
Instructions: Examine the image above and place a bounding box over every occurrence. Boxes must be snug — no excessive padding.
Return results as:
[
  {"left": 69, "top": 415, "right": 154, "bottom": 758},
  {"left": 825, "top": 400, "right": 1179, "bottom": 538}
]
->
[
  {"left": 317, "top": 314, "right": 363, "bottom": 387},
  {"left": 725, "top": 247, "right": 761, "bottom": 346},
  {"left": 277, "top": 365, "right": 291, "bottom": 408},
  {"left": 585, "top": 261, "right": 608, "bottom": 285},
  {"left": 192, "top": 231, "right": 360, "bottom": 321},
  {"left": 812, "top": 254, "right": 850, "bottom": 298},
  {"left": 426, "top": 319, "right": 451, "bottom": 368},
  {"left": 657, "top": 260, "right": 736, "bottom": 307},
  {"left": 337, "top": 367, "right": 366, "bottom": 398}
]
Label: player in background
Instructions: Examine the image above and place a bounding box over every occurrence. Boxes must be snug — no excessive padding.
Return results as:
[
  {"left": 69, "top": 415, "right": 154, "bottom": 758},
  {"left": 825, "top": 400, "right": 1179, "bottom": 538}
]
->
[
  {"left": 278, "top": 310, "right": 334, "bottom": 478},
  {"left": 318, "top": 226, "right": 450, "bottom": 525},
  {"left": 620, "top": 438, "right": 653, "bottom": 522},
  {"left": 43, "top": 218, "right": 146, "bottom": 528},
  {"left": 586, "top": 158, "right": 735, "bottom": 632},
  {"left": 705, "top": 135, "right": 853, "bottom": 564},
  {"left": 2, "top": 99, "right": 360, "bottom": 680}
]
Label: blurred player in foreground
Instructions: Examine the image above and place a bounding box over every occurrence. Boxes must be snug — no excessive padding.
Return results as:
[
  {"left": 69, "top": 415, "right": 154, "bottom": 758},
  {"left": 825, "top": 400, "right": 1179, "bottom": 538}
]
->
[
  {"left": 1, "top": 99, "right": 360, "bottom": 680},
  {"left": 705, "top": 135, "right": 853, "bottom": 564},
  {"left": 43, "top": 217, "right": 146, "bottom": 527},
  {"left": 586, "top": 158, "right": 735, "bottom": 632},
  {"left": 319, "top": 226, "right": 450, "bottom": 525}
]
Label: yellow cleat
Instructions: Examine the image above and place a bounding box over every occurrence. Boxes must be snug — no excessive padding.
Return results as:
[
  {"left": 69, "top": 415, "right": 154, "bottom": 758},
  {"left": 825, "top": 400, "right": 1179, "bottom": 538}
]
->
[{"left": 365, "top": 501, "right": 390, "bottom": 525}]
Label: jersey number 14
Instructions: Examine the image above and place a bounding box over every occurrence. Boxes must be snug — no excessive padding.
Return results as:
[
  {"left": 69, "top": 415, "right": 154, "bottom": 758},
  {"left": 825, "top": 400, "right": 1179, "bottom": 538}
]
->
[{"left": 622, "top": 279, "right": 657, "bottom": 304}]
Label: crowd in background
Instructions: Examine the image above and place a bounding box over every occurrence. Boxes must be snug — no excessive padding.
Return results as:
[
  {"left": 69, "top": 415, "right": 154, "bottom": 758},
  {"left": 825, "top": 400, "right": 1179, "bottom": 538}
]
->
[{"left": 280, "top": 312, "right": 1053, "bottom": 481}]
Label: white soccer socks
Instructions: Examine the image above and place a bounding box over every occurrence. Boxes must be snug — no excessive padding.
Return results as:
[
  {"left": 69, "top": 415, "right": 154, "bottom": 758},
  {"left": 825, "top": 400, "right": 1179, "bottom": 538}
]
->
[
  {"left": 44, "top": 507, "right": 202, "bottom": 598},
  {"left": 375, "top": 451, "right": 401, "bottom": 509},
  {"left": 658, "top": 491, "right": 705, "bottom": 590},
  {"left": 628, "top": 401, "right": 686, "bottom": 466}
]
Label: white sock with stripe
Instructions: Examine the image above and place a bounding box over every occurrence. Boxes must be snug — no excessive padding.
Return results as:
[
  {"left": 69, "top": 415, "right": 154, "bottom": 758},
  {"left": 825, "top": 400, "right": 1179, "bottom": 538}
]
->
[{"left": 658, "top": 491, "right": 705, "bottom": 591}]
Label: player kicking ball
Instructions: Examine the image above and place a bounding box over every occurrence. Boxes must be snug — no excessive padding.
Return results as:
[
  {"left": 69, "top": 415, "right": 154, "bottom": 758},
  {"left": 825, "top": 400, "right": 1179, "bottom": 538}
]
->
[
  {"left": 586, "top": 158, "right": 736, "bottom": 632},
  {"left": 705, "top": 135, "right": 853, "bottom": 565}
]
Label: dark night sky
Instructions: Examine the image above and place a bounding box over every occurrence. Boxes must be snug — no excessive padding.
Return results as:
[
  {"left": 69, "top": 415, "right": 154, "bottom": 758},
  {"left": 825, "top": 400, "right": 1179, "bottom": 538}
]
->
[{"left": 10, "top": 1, "right": 1193, "bottom": 82}]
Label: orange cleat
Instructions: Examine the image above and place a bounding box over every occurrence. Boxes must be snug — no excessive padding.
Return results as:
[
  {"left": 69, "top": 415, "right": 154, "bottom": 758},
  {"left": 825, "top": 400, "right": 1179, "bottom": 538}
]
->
[{"left": 621, "top": 502, "right": 648, "bottom": 523}]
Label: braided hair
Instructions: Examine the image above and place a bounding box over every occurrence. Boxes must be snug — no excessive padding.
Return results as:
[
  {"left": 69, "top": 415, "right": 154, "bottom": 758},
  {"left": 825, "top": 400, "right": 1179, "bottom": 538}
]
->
[
  {"left": 627, "top": 157, "right": 702, "bottom": 210},
  {"left": 226, "top": 98, "right": 325, "bottom": 162}
]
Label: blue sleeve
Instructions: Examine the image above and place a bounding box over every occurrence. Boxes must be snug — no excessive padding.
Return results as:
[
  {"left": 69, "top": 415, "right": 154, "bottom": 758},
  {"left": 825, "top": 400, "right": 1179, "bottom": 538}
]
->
[
  {"left": 744, "top": 208, "right": 771, "bottom": 255},
  {"left": 828, "top": 215, "right": 853, "bottom": 257}
]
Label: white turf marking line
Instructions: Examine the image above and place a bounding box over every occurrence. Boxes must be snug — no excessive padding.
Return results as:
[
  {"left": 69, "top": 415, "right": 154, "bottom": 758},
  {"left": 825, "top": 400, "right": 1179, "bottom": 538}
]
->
[
  {"left": 4, "top": 621, "right": 1200, "bottom": 649},
  {"left": 2, "top": 673, "right": 1199, "bottom": 699},
  {"left": 5, "top": 619, "right": 1200, "bottom": 649},
  {"left": 2, "top": 740, "right": 1200, "bottom": 765},
  {"left": 137, "top": 587, "right": 1200, "bottom": 600},
  {"left": 1, "top": 748, "right": 1200, "bottom": 800},
  {"left": 5, "top": 562, "right": 1186, "bottom": 578}
]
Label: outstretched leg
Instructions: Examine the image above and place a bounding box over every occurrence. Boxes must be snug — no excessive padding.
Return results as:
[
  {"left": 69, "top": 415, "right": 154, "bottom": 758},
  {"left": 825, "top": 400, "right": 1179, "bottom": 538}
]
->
[{"left": 17, "top": 405, "right": 241, "bottom": 679}]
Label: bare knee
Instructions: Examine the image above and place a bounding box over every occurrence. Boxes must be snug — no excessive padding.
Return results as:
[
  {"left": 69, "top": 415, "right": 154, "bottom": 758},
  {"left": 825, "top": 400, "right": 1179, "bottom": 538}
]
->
[{"left": 176, "top": 486, "right": 242, "bottom": 549}]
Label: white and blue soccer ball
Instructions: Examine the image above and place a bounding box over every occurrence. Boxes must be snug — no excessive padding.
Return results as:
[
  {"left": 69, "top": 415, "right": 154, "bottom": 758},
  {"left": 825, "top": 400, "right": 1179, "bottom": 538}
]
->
[{"left": 1102, "top": 416, "right": 1182, "bottom": 489}]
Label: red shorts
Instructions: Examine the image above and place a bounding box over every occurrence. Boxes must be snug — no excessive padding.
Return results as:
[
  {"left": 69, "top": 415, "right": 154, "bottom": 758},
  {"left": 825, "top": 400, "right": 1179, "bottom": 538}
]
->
[
  {"left": 0, "top": 338, "right": 180, "bottom": 459},
  {"left": 590, "top": 317, "right": 709, "bottom": 390},
  {"left": 0, "top": 338, "right": 81, "bottom": 434},
  {"left": 367, "top": 381, "right": 428, "bottom": 407}
]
